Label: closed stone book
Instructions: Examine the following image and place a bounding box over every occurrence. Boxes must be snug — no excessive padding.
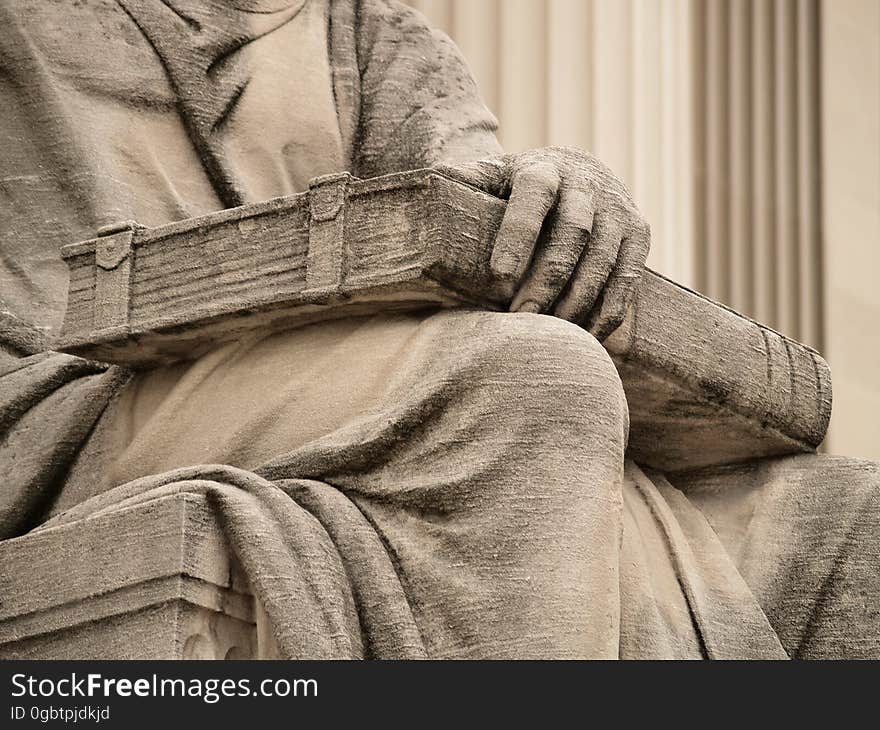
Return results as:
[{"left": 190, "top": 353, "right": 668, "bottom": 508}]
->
[{"left": 57, "top": 169, "right": 832, "bottom": 472}]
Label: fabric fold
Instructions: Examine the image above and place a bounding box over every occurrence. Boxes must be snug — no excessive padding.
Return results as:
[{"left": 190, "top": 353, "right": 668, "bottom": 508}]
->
[
  {"left": 628, "top": 462, "right": 788, "bottom": 659},
  {"left": 39, "top": 464, "right": 427, "bottom": 659},
  {"left": 0, "top": 351, "right": 129, "bottom": 539}
]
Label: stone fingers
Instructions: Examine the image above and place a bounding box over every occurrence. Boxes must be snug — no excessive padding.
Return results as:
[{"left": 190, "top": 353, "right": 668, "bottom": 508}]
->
[
  {"left": 490, "top": 162, "right": 560, "bottom": 287},
  {"left": 510, "top": 187, "right": 593, "bottom": 315},
  {"left": 586, "top": 220, "right": 651, "bottom": 341}
]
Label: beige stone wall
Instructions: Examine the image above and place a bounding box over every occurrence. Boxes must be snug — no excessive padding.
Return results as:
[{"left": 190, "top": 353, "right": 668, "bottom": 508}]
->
[{"left": 406, "top": 0, "right": 880, "bottom": 460}]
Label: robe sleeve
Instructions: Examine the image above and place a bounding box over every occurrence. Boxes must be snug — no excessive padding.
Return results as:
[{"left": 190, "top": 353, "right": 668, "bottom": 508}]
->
[{"left": 352, "top": 0, "right": 503, "bottom": 177}]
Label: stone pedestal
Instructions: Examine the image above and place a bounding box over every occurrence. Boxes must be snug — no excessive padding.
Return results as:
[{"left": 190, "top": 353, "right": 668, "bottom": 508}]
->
[{"left": 0, "top": 493, "right": 261, "bottom": 659}]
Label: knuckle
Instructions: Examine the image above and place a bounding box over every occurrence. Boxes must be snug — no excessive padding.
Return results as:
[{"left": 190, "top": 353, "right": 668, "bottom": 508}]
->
[
  {"left": 627, "top": 210, "right": 650, "bottom": 236},
  {"left": 566, "top": 281, "right": 602, "bottom": 314},
  {"left": 516, "top": 162, "right": 560, "bottom": 196},
  {"left": 544, "top": 273, "right": 569, "bottom": 293},
  {"left": 555, "top": 197, "right": 593, "bottom": 233},
  {"left": 540, "top": 263, "right": 572, "bottom": 290},
  {"left": 626, "top": 230, "right": 651, "bottom": 259},
  {"left": 535, "top": 250, "right": 576, "bottom": 289},
  {"left": 591, "top": 219, "right": 622, "bottom": 246},
  {"left": 610, "top": 198, "right": 635, "bottom": 220},
  {"left": 552, "top": 221, "right": 591, "bottom": 248},
  {"left": 596, "top": 202, "right": 626, "bottom": 228},
  {"left": 502, "top": 204, "right": 544, "bottom": 237},
  {"left": 614, "top": 207, "right": 649, "bottom": 243}
]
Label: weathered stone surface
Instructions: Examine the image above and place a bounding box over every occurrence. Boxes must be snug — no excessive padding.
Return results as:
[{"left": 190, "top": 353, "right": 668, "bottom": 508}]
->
[
  {"left": 0, "top": 492, "right": 258, "bottom": 660},
  {"left": 0, "top": 309, "right": 47, "bottom": 360}
]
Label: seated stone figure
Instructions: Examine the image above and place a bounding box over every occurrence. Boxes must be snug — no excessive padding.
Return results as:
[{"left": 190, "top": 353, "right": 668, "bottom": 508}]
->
[{"left": 1, "top": 0, "right": 878, "bottom": 659}]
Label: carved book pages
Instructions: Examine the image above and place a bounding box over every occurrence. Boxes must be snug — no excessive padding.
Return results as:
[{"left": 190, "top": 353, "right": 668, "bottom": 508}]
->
[{"left": 57, "top": 170, "right": 832, "bottom": 472}]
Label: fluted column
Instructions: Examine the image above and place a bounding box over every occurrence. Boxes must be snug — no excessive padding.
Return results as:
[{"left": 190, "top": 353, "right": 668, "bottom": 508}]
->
[{"left": 693, "top": 0, "right": 823, "bottom": 349}]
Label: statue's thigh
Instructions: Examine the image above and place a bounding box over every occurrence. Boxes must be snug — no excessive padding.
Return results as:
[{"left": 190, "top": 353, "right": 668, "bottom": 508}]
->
[
  {"left": 677, "top": 454, "right": 880, "bottom": 658},
  {"left": 63, "top": 308, "right": 627, "bottom": 502}
]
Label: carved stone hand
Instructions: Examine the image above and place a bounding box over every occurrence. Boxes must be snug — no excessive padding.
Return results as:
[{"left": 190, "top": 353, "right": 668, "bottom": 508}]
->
[{"left": 436, "top": 146, "right": 651, "bottom": 341}]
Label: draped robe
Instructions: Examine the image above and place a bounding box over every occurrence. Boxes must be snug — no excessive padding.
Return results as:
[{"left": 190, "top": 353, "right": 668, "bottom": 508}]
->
[{"left": 1, "top": 0, "right": 878, "bottom": 658}]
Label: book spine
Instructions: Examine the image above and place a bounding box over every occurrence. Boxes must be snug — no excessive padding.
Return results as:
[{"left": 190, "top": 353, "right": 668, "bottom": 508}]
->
[{"left": 605, "top": 270, "right": 832, "bottom": 450}]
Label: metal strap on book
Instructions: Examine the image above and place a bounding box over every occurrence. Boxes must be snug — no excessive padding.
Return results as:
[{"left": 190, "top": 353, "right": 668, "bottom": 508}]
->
[
  {"left": 304, "top": 172, "right": 351, "bottom": 298},
  {"left": 93, "top": 221, "right": 137, "bottom": 339}
]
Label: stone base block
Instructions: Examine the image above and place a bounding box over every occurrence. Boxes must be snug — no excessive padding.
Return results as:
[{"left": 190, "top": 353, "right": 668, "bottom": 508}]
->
[{"left": 0, "top": 493, "right": 261, "bottom": 659}]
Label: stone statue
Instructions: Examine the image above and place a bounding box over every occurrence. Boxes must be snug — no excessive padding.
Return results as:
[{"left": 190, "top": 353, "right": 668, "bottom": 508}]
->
[{"left": 1, "top": 0, "right": 878, "bottom": 659}]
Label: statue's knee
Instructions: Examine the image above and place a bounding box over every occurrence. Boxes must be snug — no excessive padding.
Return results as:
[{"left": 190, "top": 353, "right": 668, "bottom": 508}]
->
[
  {"left": 455, "top": 311, "right": 628, "bottom": 437},
  {"left": 478, "top": 311, "right": 615, "bottom": 374}
]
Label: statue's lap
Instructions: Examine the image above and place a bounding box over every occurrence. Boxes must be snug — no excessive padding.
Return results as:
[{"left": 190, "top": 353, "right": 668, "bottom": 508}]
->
[{"left": 55, "top": 307, "right": 622, "bottom": 512}]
